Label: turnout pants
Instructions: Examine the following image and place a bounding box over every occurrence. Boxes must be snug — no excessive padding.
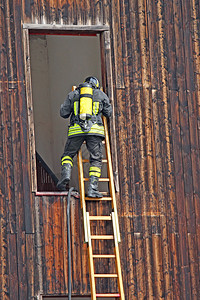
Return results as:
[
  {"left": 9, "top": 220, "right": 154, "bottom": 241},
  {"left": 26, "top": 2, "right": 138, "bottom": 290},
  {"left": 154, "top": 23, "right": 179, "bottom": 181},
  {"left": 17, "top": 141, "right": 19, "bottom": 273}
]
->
[{"left": 61, "top": 135, "right": 103, "bottom": 177}]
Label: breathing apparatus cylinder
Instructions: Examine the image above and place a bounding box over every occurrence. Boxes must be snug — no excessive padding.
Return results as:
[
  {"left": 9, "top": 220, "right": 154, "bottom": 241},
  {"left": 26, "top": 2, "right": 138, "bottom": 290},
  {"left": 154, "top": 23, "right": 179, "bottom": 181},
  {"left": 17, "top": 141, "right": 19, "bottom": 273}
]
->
[{"left": 79, "top": 83, "right": 93, "bottom": 120}]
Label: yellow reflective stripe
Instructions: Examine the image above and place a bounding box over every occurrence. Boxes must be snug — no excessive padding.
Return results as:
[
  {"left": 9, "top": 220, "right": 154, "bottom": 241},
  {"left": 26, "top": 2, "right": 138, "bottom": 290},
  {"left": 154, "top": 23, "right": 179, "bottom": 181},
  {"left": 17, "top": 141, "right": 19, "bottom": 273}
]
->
[
  {"left": 89, "top": 171, "right": 101, "bottom": 178},
  {"left": 61, "top": 156, "right": 73, "bottom": 166},
  {"left": 68, "top": 123, "right": 105, "bottom": 136},
  {"left": 68, "top": 131, "right": 83, "bottom": 136},
  {"left": 62, "top": 155, "right": 73, "bottom": 163},
  {"left": 93, "top": 101, "right": 99, "bottom": 115},
  {"left": 74, "top": 101, "right": 79, "bottom": 116},
  {"left": 89, "top": 126, "right": 104, "bottom": 135},
  {"left": 62, "top": 160, "right": 73, "bottom": 167},
  {"left": 88, "top": 124, "right": 105, "bottom": 135},
  {"left": 68, "top": 124, "right": 84, "bottom": 136},
  {"left": 68, "top": 124, "right": 82, "bottom": 135},
  {"left": 89, "top": 166, "right": 101, "bottom": 173}
]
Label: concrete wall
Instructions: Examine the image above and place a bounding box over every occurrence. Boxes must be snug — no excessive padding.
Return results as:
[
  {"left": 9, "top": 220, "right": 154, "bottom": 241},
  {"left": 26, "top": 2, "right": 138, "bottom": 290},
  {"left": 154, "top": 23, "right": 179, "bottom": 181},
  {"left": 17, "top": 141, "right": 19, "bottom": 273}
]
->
[{"left": 30, "top": 34, "right": 102, "bottom": 189}]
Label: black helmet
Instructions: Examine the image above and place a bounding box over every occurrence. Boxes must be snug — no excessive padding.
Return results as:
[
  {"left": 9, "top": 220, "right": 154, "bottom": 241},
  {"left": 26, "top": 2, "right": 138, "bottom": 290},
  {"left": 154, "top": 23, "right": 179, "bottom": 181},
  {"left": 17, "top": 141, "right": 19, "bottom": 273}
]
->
[{"left": 84, "top": 76, "right": 100, "bottom": 89}]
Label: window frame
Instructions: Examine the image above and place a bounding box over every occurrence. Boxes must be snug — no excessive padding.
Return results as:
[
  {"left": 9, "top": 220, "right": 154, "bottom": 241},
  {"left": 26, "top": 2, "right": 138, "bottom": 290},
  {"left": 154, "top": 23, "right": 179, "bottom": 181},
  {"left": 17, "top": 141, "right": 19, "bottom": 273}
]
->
[{"left": 23, "top": 24, "right": 119, "bottom": 194}]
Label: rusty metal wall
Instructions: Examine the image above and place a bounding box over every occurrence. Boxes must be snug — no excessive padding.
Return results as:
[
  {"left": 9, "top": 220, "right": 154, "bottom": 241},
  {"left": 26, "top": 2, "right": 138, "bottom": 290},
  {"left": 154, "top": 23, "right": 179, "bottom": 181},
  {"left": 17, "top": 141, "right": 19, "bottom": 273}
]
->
[{"left": 0, "top": 0, "right": 200, "bottom": 299}]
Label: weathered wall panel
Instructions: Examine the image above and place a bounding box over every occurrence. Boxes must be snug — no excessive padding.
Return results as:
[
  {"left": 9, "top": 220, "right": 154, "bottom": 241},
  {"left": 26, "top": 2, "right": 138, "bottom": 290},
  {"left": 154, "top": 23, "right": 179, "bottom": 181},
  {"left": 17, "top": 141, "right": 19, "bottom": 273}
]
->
[{"left": 0, "top": 0, "right": 200, "bottom": 299}]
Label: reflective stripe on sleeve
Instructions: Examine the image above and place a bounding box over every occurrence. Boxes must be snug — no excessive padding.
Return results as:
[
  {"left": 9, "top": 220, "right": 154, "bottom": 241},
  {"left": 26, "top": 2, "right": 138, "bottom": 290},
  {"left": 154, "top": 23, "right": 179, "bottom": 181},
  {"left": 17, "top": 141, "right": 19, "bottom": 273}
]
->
[
  {"left": 93, "top": 101, "right": 99, "bottom": 115},
  {"left": 74, "top": 101, "right": 79, "bottom": 116}
]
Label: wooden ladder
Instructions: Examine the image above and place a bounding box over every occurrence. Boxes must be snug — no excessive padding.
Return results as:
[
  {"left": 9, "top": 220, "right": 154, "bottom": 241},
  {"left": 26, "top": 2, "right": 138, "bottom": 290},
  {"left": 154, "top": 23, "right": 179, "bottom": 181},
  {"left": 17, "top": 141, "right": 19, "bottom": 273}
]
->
[{"left": 77, "top": 116, "right": 125, "bottom": 300}]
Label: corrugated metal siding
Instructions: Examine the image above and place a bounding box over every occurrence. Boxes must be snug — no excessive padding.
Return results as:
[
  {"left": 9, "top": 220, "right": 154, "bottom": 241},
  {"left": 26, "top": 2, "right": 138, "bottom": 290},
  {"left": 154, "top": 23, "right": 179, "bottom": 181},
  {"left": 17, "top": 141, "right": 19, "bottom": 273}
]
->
[{"left": 0, "top": 0, "right": 199, "bottom": 299}]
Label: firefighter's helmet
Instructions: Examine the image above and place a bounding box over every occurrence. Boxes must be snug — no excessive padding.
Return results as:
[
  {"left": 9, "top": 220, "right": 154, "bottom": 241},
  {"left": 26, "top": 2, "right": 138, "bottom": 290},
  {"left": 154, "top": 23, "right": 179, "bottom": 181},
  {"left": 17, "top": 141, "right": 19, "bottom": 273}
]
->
[{"left": 84, "top": 76, "right": 100, "bottom": 89}]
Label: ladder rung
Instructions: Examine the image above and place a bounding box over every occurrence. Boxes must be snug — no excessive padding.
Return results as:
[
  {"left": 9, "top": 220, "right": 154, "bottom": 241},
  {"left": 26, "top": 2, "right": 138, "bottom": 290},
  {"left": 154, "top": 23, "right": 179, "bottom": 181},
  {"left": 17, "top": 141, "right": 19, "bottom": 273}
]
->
[
  {"left": 85, "top": 196, "right": 112, "bottom": 201},
  {"left": 82, "top": 159, "right": 107, "bottom": 163},
  {"left": 94, "top": 274, "right": 118, "bottom": 278},
  {"left": 89, "top": 216, "right": 112, "bottom": 221},
  {"left": 93, "top": 254, "right": 115, "bottom": 258},
  {"left": 96, "top": 294, "right": 120, "bottom": 298},
  {"left": 91, "top": 235, "right": 114, "bottom": 240},
  {"left": 98, "top": 178, "right": 110, "bottom": 182},
  {"left": 84, "top": 178, "right": 110, "bottom": 182}
]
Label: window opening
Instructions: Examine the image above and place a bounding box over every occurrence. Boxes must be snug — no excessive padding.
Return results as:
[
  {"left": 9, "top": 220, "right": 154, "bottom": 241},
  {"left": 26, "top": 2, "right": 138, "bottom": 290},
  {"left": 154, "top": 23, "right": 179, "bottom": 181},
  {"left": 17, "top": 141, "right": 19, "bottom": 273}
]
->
[{"left": 29, "top": 33, "right": 103, "bottom": 192}]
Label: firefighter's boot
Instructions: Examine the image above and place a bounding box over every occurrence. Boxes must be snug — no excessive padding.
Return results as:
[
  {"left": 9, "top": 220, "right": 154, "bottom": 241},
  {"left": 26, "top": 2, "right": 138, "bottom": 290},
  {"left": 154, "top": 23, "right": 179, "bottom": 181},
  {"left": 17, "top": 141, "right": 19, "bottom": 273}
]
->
[
  {"left": 87, "top": 175, "right": 103, "bottom": 198},
  {"left": 57, "top": 163, "right": 72, "bottom": 191}
]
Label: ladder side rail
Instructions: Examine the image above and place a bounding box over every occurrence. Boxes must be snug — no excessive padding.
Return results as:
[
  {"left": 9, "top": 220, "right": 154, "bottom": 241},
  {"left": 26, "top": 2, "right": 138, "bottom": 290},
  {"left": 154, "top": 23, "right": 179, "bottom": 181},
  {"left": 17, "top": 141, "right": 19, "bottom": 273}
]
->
[
  {"left": 74, "top": 85, "right": 124, "bottom": 298},
  {"left": 103, "top": 116, "right": 121, "bottom": 243},
  {"left": 86, "top": 212, "right": 97, "bottom": 300},
  {"left": 77, "top": 150, "right": 88, "bottom": 242},
  {"left": 112, "top": 212, "right": 125, "bottom": 300}
]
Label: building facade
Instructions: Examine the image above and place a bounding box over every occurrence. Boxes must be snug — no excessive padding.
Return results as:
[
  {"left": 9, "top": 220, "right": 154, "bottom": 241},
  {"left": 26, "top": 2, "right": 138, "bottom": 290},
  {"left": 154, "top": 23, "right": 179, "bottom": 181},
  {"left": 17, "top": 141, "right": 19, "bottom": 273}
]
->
[{"left": 0, "top": 0, "right": 200, "bottom": 299}]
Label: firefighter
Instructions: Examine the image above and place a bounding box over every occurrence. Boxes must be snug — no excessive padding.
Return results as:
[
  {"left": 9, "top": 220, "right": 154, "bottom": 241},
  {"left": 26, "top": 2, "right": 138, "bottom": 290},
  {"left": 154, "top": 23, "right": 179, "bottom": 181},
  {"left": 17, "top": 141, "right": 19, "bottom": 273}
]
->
[{"left": 57, "top": 76, "right": 112, "bottom": 198}]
